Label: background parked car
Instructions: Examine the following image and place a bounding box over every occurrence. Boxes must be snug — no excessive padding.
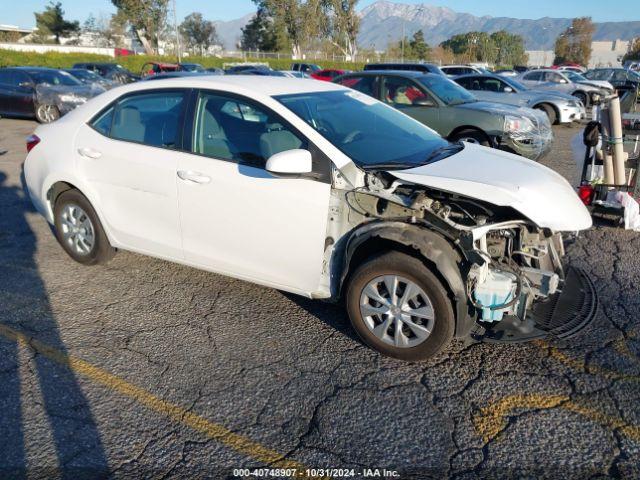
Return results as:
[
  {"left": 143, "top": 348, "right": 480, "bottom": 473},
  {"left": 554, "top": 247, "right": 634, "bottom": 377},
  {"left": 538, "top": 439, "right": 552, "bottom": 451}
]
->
[
  {"left": 310, "top": 69, "right": 348, "bottom": 81},
  {"left": 206, "top": 67, "right": 225, "bottom": 75},
  {"left": 141, "top": 62, "right": 180, "bottom": 78},
  {"left": 364, "top": 62, "right": 444, "bottom": 75},
  {"left": 453, "top": 73, "right": 586, "bottom": 124},
  {"left": 584, "top": 68, "right": 640, "bottom": 97},
  {"left": 494, "top": 69, "right": 518, "bottom": 77},
  {"left": 561, "top": 70, "right": 614, "bottom": 92},
  {"left": 441, "top": 65, "right": 489, "bottom": 76},
  {"left": 72, "top": 62, "right": 138, "bottom": 84},
  {"left": 334, "top": 70, "right": 552, "bottom": 160},
  {"left": 64, "top": 68, "right": 117, "bottom": 90},
  {"left": 179, "top": 63, "right": 205, "bottom": 72},
  {"left": 142, "top": 71, "right": 223, "bottom": 81},
  {"left": 290, "top": 62, "right": 322, "bottom": 74},
  {"left": 0, "top": 67, "right": 105, "bottom": 123},
  {"left": 517, "top": 69, "right": 605, "bottom": 106}
]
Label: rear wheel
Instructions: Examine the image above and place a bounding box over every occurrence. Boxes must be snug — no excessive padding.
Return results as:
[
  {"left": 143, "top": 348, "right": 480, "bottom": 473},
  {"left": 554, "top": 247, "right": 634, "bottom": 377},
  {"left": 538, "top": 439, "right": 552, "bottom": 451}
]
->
[
  {"left": 35, "top": 104, "right": 60, "bottom": 123},
  {"left": 534, "top": 103, "right": 558, "bottom": 125},
  {"left": 450, "top": 129, "right": 491, "bottom": 147},
  {"left": 346, "top": 251, "right": 455, "bottom": 361},
  {"left": 53, "top": 190, "right": 115, "bottom": 265}
]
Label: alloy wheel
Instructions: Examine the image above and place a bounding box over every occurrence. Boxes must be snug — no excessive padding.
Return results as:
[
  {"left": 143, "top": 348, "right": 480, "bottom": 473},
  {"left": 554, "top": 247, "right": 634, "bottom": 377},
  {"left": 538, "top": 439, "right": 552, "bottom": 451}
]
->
[
  {"left": 59, "top": 204, "right": 95, "bottom": 255},
  {"left": 359, "top": 275, "right": 435, "bottom": 348}
]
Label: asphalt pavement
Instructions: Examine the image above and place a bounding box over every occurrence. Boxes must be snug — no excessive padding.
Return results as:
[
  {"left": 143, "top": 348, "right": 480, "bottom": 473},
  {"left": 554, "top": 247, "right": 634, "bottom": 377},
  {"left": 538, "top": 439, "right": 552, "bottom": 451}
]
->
[{"left": 0, "top": 118, "right": 639, "bottom": 479}]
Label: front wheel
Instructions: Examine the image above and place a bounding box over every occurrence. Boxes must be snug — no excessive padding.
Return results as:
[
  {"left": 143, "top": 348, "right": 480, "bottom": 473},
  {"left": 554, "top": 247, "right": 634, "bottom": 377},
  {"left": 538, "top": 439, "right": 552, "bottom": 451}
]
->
[
  {"left": 53, "top": 190, "right": 115, "bottom": 265},
  {"left": 572, "top": 91, "right": 588, "bottom": 108},
  {"left": 35, "top": 103, "right": 60, "bottom": 123},
  {"left": 449, "top": 129, "right": 491, "bottom": 147},
  {"left": 534, "top": 103, "right": 558, "bottom": 125},
  {"left": 345, "top": 251, "right": 455, "bottom": 361}
]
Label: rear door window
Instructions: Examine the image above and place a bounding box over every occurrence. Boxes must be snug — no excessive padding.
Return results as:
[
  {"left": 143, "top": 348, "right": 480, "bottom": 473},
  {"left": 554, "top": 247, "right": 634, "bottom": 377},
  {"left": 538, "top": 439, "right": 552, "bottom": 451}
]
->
[{"left": 93, "top": 90, "right": 187, "bottom": 148}]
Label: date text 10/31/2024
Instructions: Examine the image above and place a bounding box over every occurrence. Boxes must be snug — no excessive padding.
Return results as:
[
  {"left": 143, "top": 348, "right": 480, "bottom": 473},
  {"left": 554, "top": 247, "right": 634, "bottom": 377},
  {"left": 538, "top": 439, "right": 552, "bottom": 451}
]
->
[{"left": 232, "top": 468, "right": 401, "bottom": 478}]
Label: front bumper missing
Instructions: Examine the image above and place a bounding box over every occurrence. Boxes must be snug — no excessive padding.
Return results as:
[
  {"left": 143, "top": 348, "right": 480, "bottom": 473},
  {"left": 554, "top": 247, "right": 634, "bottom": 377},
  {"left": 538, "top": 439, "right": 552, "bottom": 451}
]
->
[{"left": 477, "top": 267, "right": 599, "bottom": 343}]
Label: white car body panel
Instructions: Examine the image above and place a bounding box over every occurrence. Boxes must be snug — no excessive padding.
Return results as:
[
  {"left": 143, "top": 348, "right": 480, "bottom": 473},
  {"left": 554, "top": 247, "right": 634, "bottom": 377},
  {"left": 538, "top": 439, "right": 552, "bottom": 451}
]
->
[
  {"left": 391, "top": 143, "right": 592, "bottom": 232},
  {"left": 176, "top": 153, "right": 330, "bottom": 293}
]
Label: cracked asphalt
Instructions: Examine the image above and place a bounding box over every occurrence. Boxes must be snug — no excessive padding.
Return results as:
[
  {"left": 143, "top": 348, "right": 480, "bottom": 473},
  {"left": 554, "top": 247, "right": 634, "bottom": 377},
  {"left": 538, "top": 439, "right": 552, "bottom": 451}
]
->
[{"left": 1, "top": 117, "right": 640, "bottom": 479}]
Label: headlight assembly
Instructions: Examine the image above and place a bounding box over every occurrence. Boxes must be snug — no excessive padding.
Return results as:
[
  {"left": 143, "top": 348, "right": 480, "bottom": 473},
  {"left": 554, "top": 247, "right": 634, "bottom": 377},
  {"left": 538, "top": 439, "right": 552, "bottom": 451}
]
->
[{"left": 504, "top": 115, "right": 534, "bottom": 133}]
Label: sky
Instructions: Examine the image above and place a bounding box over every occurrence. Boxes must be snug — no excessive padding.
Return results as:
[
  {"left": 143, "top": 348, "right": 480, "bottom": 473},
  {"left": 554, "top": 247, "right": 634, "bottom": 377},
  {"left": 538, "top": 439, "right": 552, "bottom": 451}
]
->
[{"left": 3, "top": 0, "right": 638, "bottom": 28}]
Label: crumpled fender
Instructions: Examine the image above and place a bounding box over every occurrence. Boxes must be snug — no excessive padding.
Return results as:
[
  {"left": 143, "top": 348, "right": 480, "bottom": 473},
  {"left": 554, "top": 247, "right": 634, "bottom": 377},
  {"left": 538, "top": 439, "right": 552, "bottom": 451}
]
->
[{"left": 339, "top": 221, "right": 474, "bottom": 338}]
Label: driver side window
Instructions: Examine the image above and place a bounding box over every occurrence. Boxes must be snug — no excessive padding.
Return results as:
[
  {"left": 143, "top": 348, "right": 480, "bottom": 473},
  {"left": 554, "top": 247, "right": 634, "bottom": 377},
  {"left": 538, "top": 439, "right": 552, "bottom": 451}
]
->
[
  {"left": 381, "top": 77, "right": 429, "bottom": 106},
  {"left": 192, "top": 92, "right": 305, "bottom": 169}
]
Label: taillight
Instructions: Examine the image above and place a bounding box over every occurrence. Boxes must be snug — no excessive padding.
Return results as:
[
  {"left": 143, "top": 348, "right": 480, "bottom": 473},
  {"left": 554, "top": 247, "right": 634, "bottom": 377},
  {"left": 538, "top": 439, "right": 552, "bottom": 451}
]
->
[{"left": 26, "top": 134, "right": 40, "bottom": 153}]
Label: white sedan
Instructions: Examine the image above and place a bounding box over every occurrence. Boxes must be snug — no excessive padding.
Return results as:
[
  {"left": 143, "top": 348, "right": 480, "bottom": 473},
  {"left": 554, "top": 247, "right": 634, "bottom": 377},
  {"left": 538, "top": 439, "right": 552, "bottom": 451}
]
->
[{"left": 24, "top": 76, "right": 597, "bottom": 360}]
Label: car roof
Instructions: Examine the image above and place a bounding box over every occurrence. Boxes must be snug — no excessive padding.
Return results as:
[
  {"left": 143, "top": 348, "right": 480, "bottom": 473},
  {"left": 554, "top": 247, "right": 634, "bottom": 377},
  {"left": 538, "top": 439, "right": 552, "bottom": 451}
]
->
[
  {"left": 341, "top": 70, "right": 428, "bottom": 78},
  {"left": 118, "top": 75, "right": 348, "bottom": 96}
]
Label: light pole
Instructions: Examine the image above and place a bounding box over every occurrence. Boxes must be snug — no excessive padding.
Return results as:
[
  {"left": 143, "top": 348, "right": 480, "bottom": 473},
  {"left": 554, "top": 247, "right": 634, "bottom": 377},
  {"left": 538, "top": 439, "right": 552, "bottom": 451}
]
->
[{"left": 172, "top": 0, "right": 182, "bottom": 62}]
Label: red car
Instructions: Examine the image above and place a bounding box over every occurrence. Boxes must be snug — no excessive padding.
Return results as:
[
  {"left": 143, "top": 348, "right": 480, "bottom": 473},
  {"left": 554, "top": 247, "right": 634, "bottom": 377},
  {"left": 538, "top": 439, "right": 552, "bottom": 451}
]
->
[
  {"left": 141, "top": 62, "right": 180, "bottom": 78},
  {"left": 310, "top": 69, "right": 348, "bottom": 81}
]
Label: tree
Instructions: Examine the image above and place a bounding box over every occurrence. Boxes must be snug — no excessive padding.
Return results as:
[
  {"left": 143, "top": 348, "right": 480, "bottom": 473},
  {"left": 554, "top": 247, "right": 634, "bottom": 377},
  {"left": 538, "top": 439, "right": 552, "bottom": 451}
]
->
[
  {"left": 256, "top": 0, "right": 328, "bottom": 59},
  {"left": 623, "top": 37, "right": 640, "bottom": 63},
  {"left": 83, "top": 13, "right": 98, "bottom": 33},
  {"left": 111, "top": 0, "right": 169, "bottom": 55},
  {"left": 440, "top": 32, "right": 496, "bottom": 63},
  {"left": 326, "top": 0, "right": 360, "bottom": 60},
  {"left": 180, "top": 12, "right": 219, "bottom": 55},
  {"left": 490, "top": 30, "right": 527, "bottom": 66},
  {"left": 240, "top": 7, "right": 280, "bottom": 51},
  {"left": 553, "top": 17, "right": 594, "bottom": 66},
  {"left": 34, "top": 2, "right": 80, "bottom": 44},
  {"left": 409, "top": 30, "right": 430, "bottom": 60}
]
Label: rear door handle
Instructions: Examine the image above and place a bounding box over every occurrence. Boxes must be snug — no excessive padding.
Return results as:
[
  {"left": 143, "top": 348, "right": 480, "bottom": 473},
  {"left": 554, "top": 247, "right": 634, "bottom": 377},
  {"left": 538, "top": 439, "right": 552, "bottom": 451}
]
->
[
  {"left": 177, "top": 170, "right": 211, "bottom": 184},
  {"left": 78, "top": 147, "right": 102, "bottom": 159}
]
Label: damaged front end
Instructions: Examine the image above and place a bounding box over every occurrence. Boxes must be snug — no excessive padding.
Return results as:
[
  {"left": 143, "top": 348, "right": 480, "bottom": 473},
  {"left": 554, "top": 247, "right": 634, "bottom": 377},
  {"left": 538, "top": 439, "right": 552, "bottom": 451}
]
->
[
  {"left": 498, "top": 109, "right": 554, "bottom": 161},
  {"left": 35, "top": 83, "right": 106, "bottom": 115},
  {"left": 330, "top": 169, "right": 597, "bottom": 343}
]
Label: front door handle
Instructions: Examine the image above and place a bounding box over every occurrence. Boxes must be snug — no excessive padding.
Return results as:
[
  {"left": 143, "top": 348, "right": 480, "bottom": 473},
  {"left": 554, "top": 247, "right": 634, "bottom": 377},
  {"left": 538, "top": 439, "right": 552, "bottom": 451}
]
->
[
  {"left": 77, "top": 147, "right": 102, "bottom": 159},
  {"left": 177, "top": 170, "right": 211, "bottom": 184}
]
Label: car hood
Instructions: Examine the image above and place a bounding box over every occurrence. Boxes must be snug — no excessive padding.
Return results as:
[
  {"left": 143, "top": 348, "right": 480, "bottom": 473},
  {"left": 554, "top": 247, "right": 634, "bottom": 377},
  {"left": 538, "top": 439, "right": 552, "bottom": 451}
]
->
[
  {"left": 390, "top": 143, "right": 592, "bottom": 232},
  {"left": 524, "top": 89, "right": 578, "bottom": 103},
  {"left": 454, "top": 100, "right": 535, "bottom": 119},
  {"left": 577, "top": 79, "right": 614, "bottom": 91}
]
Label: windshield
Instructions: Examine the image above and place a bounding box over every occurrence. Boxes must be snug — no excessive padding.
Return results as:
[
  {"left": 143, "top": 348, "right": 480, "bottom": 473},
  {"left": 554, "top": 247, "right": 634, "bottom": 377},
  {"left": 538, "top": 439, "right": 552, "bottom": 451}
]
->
[
  {"left": 68, "top": 70, "right": 101, "bottom": 82},
  {"left": 566, "top": 71, "right": 587, "bottom": 82},
  {"left": 28, "top": 70, "right": 81, "bottom": 86},
  {"left": 501, "top": 76, "right": 528, "bottom": 91},
  {"left": 416, "top": 75, "right": 476, "bottom": 105},
  {"left": 275, "top": 90, "right": 456, "bottom": 170}
]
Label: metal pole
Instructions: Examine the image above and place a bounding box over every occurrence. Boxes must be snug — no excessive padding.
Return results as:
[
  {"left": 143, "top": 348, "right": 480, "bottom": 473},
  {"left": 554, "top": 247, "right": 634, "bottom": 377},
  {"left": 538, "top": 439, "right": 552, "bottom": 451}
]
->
[
  {"left": 401, "top": 21, "right": 405, "bottom": 62},
  {"left": 172, "top": 0, "right": 181, "bottom": 62}
]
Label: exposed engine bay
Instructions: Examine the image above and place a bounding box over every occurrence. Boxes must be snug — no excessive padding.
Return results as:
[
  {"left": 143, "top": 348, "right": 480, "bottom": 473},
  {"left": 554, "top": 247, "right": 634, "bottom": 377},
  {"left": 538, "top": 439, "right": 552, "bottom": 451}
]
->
[{"left": 325, "top": 167, "right": 597, "bottom": 342}]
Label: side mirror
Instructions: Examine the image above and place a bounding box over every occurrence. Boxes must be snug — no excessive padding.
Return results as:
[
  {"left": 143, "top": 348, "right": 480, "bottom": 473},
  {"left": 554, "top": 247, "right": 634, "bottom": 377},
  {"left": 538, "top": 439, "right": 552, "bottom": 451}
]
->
[
  {"left": 19, "top": 81, "right": 34, "bottom": 90},
  {"left": 559, "top": 78, "right": 568, "bottom": 84},
  {"left": 266, "top": 149, "right": 312, "bottom": 175},
  {"left": 503, "top": 86, "right": 514, "bottom": 93},
  {"left": 413, "top": 97, "right": 436, "bottom": 107}
]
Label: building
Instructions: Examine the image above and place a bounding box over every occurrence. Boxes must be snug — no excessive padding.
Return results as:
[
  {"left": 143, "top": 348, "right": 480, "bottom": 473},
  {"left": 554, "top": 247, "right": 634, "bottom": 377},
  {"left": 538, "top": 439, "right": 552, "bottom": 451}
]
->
[{"left": 525, "top": 40, "right": 633, "bottom": 68}]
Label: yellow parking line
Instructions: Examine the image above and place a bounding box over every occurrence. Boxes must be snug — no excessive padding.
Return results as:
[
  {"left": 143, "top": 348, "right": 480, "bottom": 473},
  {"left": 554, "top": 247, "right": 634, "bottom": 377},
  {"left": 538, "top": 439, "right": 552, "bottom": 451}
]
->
[
  {"left": 0, "top": 324, "right": 314, "bottom": 475},
  {"left": 534, "top": 340, "right": 640, "bottom": 383},
  {"left": 473, "top": 394, "right": 640, "bottom": 444}
]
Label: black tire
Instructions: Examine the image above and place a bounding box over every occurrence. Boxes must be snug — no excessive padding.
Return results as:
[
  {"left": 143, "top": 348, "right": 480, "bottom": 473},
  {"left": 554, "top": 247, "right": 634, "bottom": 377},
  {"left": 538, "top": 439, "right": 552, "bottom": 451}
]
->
[
  {"left": 345, "top": 251, "right": 455, "bottom": 361},
  {"left": 573, "top": 91, "right": 588, "bottom": 108},
  {"left": 53, "top": 190, "right": 115, "bottom": 265},
  {"left": 450, "top": 129, "right": 491, "bottom": 147},
  {"left": 534, "top": 103, "right": 558, "bottom": 125},
  {"left": 35, "top": 103, "right": 60, "bottom": 124}
]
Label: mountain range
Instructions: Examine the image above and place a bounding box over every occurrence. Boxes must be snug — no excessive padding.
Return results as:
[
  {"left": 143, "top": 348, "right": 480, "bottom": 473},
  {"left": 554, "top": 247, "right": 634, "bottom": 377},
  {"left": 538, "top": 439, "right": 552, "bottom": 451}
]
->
[{"left": 214, "top": 0, "right": 640, "bottom": 51}]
